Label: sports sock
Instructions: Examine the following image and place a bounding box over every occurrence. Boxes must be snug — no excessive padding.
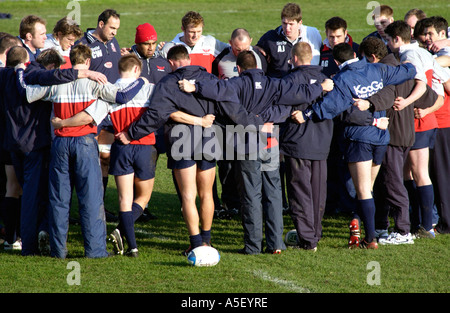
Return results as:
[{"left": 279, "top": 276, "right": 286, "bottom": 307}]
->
[
  {"left": 200, "top": 229, "right": 211, "bottom": 244},
  {"left": 189, "top": 234, "right": 203, "bottom": 249},
  {"left": 3, "top": 197, "right": 20, "bottom": 243},
  {"left": 131, "top": 202, "right": 144, "bottom": 222},
  {"left": 417, "top": 184, "right": 434, "bottom": 231},
  {"left": 102, "top": 176, "right": 108, "bottom": 200},
  {"left": 119, "top": 211, "right": 137, "bottom": 250},
  {"left": 404, "top": 180, "right": 420, "bottom": 230},
  {"left": 358, "top": 198, "right": 376, "bottom": 243}
]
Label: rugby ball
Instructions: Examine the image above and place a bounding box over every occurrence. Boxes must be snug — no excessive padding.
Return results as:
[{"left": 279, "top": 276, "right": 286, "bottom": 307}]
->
[
  {"left": 284, "top": 229, "right": 298, "bottom": 246},
  {"left": 187, "top": 246, "right": 220, "bottom": 267}
]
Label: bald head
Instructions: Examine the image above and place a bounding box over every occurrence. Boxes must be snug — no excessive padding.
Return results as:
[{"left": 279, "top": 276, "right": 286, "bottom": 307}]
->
[{"left": 229, "top": 28, "right": 253, "bottom": 56}]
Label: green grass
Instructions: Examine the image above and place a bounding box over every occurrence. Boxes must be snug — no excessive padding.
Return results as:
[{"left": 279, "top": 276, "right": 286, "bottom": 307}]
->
[{"left": 0, "top": 0, "right": 449, "bottom": 295}]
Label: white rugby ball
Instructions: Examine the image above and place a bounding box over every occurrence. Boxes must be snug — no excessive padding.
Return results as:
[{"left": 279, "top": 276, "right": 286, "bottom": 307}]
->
[
  {"left": 284, "top": 229, "right": 298, "bottom": 246},
  {"left": 187, "top": 246, "right": 220, "bottom": 267}
]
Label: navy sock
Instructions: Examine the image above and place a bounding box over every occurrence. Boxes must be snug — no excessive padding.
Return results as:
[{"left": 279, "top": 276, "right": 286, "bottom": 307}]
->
[
  {"left": 119, "top": 211, "right": 137, "bottom": 250},
  {"left": 358, "top": 198, "right": 376, "bottom": 243},
  {"left": 200, "top": 229, "right": 211, "bottom": 245},
  {"left": 103, "top": 176, "right": 108, "bottom": 200},
  {"left": 417, "top": 184, "right": 434, "bottom": 231},
  {"left": 189, "top": 234, "right": 203, "bottom": 249},
  {"left": 131, "top": 202, "right": 144, "bottom": 222},
  {"left": 3, "top": 197, "right": 20, "bottom": 243}
]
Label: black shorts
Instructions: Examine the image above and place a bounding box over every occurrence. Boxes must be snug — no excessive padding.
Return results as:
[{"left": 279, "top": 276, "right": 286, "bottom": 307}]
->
[
  {"left": 167, "top": 156, "right": 216, "bottom": 171},
  {"left": 109, "top": 143, "right": 157, "bottom": 180},
  {"left": 411, "top": 128, "right": 437, "bottom": 150},
  {"left": 345, "top": 141, "right": 388, "bottom": 165}
]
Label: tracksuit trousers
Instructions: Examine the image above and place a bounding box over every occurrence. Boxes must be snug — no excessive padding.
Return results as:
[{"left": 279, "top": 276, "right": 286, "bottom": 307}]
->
[
  {"left": 374, "top": 145, "right": 411, "bottom": 235},
  {"left": 235, "top": 152, "right": 285, "bottom": 254},
  {"left": 430, "top": 127, "right": 450, "bottom": 234},
  {"left": 285, "top": 157, "right": 327, "bottom": 249},
  {"left": 11, "top": 147, "right": 50, "bottom": 256}
]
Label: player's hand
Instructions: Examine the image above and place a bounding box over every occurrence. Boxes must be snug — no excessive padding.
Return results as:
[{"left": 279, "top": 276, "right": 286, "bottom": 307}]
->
[
  {"left": 414, "top": 107, "right": 430, "bottom": 119},
  {"left": 157, "top": 41, "right": 166, "bottom": 51},
  {"left": 86, "top": 70, "right": 108, "bottom": 84},
  {"left": 393, "top": 96, "right": 410, "bottom": 111},
  {"left": 291, "top": 110, "right": 306, "bottom": 124},
  {"left": 321, "top": 79, "right": 334, "bottom": 92},
  {"left": 428, "top": 39, "right": 448, "bottom": 53},
  {"left": 201, "top": 114, "right": 215, "bottom": 128},
  {"left": 51, "top": 117, "right": 64, "bottom": 129},
  {"left": 115, "top": 131, "right": 132, "bottom": 145},
  {"left": 374, "top": 117, "right": 389, "bottom": 130},
  {"left": 353, "top": 98, "right": 371, "bottom": 111},
  {"left": 261, "top": 122, "right": 274, "bottom": 133},
  {"left": 121, "top": 47, "right": 131, "bottom": 56},
  {"left": 14, "top": 63, "right": 26, "bottom": 71},
  {"left": 178, "top": 79, "right": 196, "bottom": 93}
]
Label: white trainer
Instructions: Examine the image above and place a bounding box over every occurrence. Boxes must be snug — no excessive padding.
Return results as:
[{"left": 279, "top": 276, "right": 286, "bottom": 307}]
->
[{"left": 380, "top": 232, "right": 414, "bottom": 245}]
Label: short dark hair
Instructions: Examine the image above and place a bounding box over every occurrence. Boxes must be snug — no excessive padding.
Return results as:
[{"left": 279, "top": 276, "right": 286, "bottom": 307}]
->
[
  {"left": 37, "top": 48, "right": 66, "bottom": 68},
  {"left": 325, "top": 16, "right": 347, "bottom": 32},
  {"left": 6, "top": 46, "right": 28, "bottom": 67},
  {"left": 167, "top": 44, "right": 190, "bottom": 61},
  {"left": 413, "top": 18, "right": 427, "bottom": 39},
  {"left": 281, "top": 3, "right": 302, "bottom": 22},
  {"left": 236, "top": 50, "right": 257, "bottom": 71},
  {"left": 428, "top": 16, "right": 449, "bottom": 38},
  {"left": 384, "top": 20, "right": 411, "bottom": 43},
  {"left": 19, "top": 15, "right": 46, "bottom": 39},
  {"left": 0, "top": 34, "right": 21, "bottom": 54},
  {"left": 359, "top": 37, "right": 388, "bottom": 60},
  {"left": 332, "top": 43, "right": 355, "bottom": 63},
  {"left": 98, "top": 9, "right": 120, "bottom": 25}
]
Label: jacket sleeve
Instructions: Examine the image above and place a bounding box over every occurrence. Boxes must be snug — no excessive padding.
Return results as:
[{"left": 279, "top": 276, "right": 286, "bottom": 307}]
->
[
  {"left": 367, "top": 84, "right": 395, "bottom": 112},
  {"left": 343, "top": 106, "right": 374, "bottom": 126},
  {"left": 215, "top": 99, "right": 264, "bottom": 128},
  {"left": 24, "top": 67, "right": 78, "bottom": 86},
  {"left": 127, "top": 84, "right": 176, "bottom": 140},
  {"left": 275, "top": 79, "right": 323, "bottom": 106},
  {"left": 379, "top": 63, "right": 417, "bottom": 86},
  {"left": 196, "top": 78, "right": 240, "bottom": 103},
  {"left": 310, "top": 80, "right": 353, "bottom": 120}
]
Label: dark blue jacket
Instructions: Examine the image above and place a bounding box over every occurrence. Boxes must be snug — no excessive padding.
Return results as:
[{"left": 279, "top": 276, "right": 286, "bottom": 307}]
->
[
  {"left": 307, "top": 58, "right": 416, "bottom": 145},
  {"left": 76, "top": 30, "right": 121, "bottom": 83},
  {"left": 131, "top": 45, "right": 172, "bottom": 84},
  {"left": 128, "top": 66, "right": 264, "bottom": 161},
  {"left": 0, "top": 63, "right": 78, "bottom": 153},
  {"left": 279, "top": 65, "right": 333, "bottom": 160},
  {"left": 196, "top": 68, "right": 324, "bottom": 118}
]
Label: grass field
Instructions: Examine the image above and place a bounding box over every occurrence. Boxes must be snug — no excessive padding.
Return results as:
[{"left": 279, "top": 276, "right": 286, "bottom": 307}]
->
[{"left": 0, "top": 0, "right": 449, "bottom": 298}]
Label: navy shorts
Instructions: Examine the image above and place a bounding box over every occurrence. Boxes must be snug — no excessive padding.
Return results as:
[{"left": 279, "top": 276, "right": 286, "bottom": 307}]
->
[
  {"left": 345, "top": 141, "right": 388, "bottom": 165},
  {"left": 96, "top": 116, "right": 114, "bottom": 136},
  {"left": 411, "top": 128, "right": 437, "bottom": 150},
  {"left": 109, "top": 143, "right": 157, "bottom": 180},
  {"left": 167, "top": 156, "right": 216, "bottom": 171}
]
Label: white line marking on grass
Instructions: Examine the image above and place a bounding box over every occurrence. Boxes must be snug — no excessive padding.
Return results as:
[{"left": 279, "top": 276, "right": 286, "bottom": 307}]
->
[
  {"left": 252, "top": 270, "right": 312, "bottom": 293},
  {"left": 134, "top": 227, "right": 172, "bottom": 242}
]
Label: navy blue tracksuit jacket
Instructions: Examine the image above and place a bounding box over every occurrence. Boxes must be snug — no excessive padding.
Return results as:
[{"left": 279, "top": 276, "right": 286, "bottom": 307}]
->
[
  {"left": 280, "top": 65, "right": 333, "bottom": 160},
  {"left": 309, "top": 58, "right": 417, "bottom": 145},
  {"left": 128, "top": 65, "right": 264, "bottom": 161},
  {"left": 1, "top": 62, "right": 78, "bottom": 153}
]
